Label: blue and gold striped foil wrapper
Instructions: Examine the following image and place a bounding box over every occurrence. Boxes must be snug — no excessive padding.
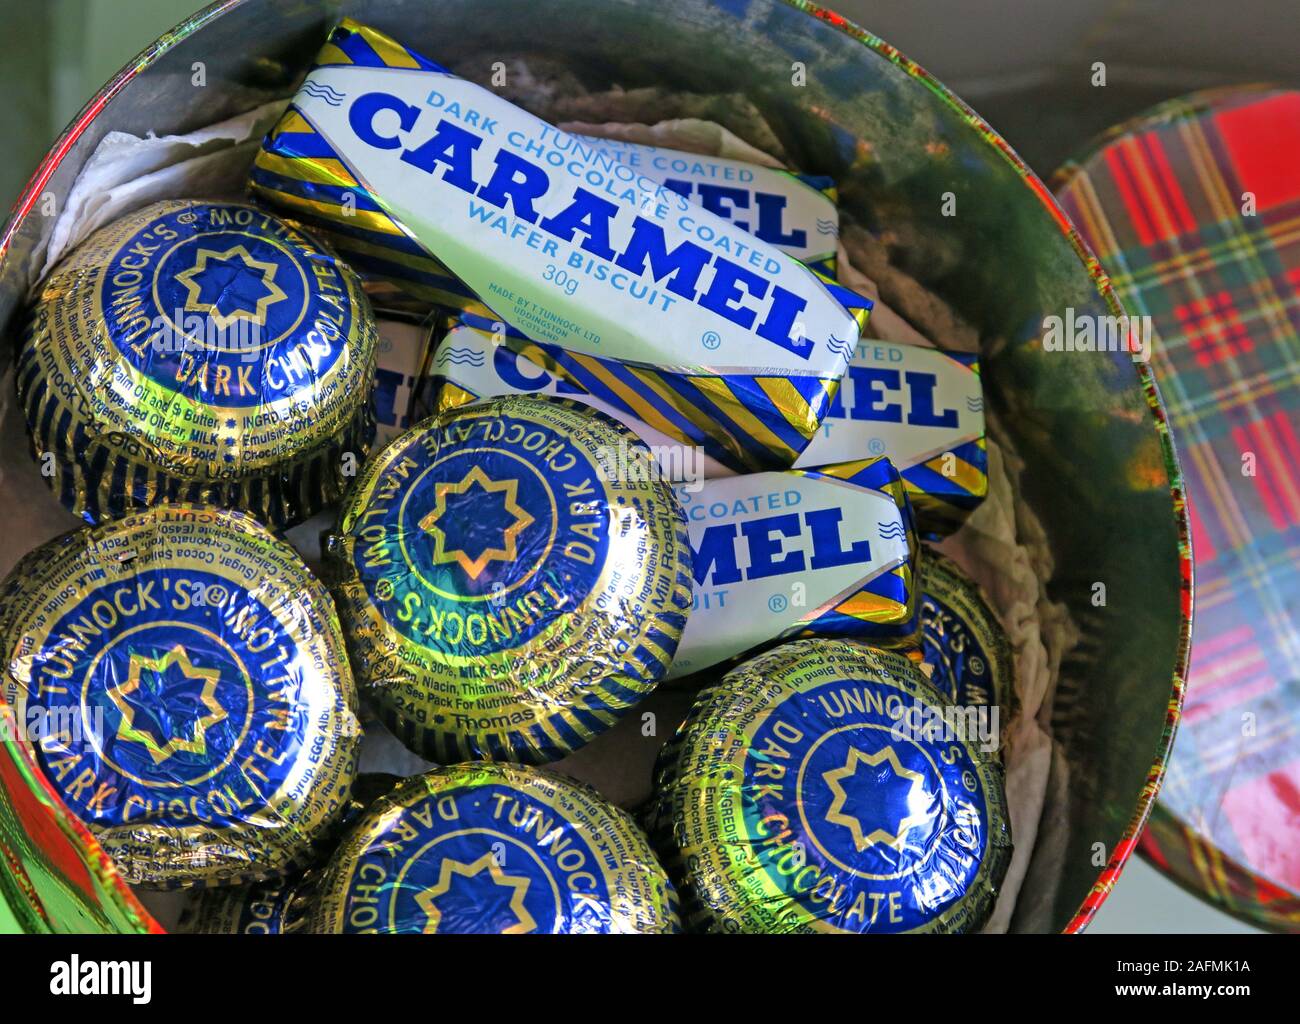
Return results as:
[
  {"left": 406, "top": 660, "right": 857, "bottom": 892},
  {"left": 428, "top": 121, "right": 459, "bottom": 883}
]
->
[
  {"left": 17, "top": 200, "right": 378, "bottom": 529},
  {"left": 322, "top": 395, "right": 693, "bottom": 765},
  {"left": 431, "top": 321, "right": 983, "bottom": 536},
  {"left": 250, "top": 19, "right": 869, "bottom": 473},
  {"left": 667, "top": 456, "right": 919, "bottom": 679}
]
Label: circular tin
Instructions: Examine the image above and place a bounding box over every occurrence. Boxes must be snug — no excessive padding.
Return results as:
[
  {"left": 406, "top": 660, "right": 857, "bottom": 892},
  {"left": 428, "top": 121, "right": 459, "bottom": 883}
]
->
[
  {"left": 307, "top": 763, "right": 680, "bottom": 933},
  {"left": 651, "top": 638, "right": 1011, "bottom": 933},
  {"left": 17, "top": 200, "right": 378, "bottom": 528},
  {"left": 325, "top": 395, "right": 693, "bottom": 765},
  {"left": 918, "top": 550, "right": 1015, "bottom": 711},
  {"left": 0, "top": 503, "right": 361, "bottom": 888}
]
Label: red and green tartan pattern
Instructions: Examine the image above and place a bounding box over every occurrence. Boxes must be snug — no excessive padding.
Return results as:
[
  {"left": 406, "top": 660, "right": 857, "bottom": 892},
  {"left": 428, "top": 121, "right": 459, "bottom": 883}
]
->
[{"left": 1055, "top": 87, "right": 1300, "bottom": 933}]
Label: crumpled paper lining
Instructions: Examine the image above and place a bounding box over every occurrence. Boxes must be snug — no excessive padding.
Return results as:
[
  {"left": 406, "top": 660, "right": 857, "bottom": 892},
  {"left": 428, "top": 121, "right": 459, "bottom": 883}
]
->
[
  {"left": 559, "top": 112, "right": 1077, "bottom": 933},
  {"left": 2, "top": 88, "right": 1079, "bottom": 933},
  {"left": 36, "top": 100, "right": 287, "bottom": 284}
]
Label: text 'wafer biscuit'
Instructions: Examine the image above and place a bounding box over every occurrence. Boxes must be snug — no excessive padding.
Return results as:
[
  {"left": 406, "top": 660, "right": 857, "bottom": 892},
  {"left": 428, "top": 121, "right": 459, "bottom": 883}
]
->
[
  {"left": 307, "top": 764, "right": 680, "bottom": 933},
  {"left": 17, "top": 200, "right": 378, "bottom": 528},
  {"left": 432, "top": 320, "right": 985, "bottom": 535},
  {"left": 251, "top": 19, "right": 870, "bottom": 472},
  {"left": 323, "top": 395, "right": 693, "bottom": 765},
  {"left": 0, "top": 503, "right": 361, "bottom": 889},
  {"left": 668, "top": 457, "right": 918, "bottom": 679},
  {"left": 649, "top": 639, "right": 1011, "bottom": 932}
]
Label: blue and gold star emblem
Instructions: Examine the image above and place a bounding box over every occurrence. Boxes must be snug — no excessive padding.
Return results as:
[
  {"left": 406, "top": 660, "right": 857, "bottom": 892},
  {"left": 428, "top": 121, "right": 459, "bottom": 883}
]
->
[
  {"left": 174, "top": 244, "right": 288, "bottom": 329},
  {"left": 415, "top": 853, "right": 537, "bottom": 934},
  {"left": 822, "top": 745, "right": 936, "bottom": 853},
  {"left": 419, "top": 467, "right": 535, "bottom": 580},
  {"left": 106, "top": 645, "right": 227, "bottom": 765}
]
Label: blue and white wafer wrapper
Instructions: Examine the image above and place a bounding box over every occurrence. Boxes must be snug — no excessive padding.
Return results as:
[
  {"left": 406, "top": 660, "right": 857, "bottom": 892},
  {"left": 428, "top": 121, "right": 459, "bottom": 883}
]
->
[
  {"left": 566, "top": 132, "right": 840, "bottom": 270},
  {"left": 668, "top": 457, "right": 919, "bottom": 678},
  {"left": 252, "top": 19, "right": 868, "bottom": 473},
  {"left": 432, "top": 319, "right": 986, "bottom": 535}
]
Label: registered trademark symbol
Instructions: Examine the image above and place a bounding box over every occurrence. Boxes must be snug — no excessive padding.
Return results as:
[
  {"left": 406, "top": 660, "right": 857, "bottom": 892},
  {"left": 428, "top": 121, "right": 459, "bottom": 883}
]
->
[
  {"left": 702, "top": 331, "right": 721, "bottom": 350},
  {"left": 376, "top": 578, "right": 394, "bottom": 600},
  {"left": 177, "top": 212, "right": 197, "bottom": 225},
  {"left": 868, "top": 438, "right": 886, "bottom": 455},
  {"left": 768, "top": 594, "right": 787, "bottom": 613}
]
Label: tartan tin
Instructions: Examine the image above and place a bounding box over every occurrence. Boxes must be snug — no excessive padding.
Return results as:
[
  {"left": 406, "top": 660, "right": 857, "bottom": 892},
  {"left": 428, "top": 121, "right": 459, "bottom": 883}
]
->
[{"left": 1054, "top": 86, "right": 1300, "bottom": 932}]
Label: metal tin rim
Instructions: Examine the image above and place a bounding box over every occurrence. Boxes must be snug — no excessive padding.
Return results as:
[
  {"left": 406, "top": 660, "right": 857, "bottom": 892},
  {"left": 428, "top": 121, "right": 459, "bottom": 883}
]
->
[{"left": 0, "top": 0, "right": 1192, "bottom": 934}]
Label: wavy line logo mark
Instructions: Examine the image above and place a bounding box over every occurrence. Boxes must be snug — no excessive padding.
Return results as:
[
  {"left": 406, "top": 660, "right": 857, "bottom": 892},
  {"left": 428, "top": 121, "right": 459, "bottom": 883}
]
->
[
  {"left": 826, "top": 334, "right": 853, "bottom": 357},
  {"left": 877, "top": 521, "right": 907, "bottom": 541},
  {"left": 302, "top": 81, "right": 347, "bottom": 106},
  {"left": 816, "top": 218, "right": 840, "bottom": 237},
  {"left": 437, "top": 346, "right": 487, "bottom": 367}
]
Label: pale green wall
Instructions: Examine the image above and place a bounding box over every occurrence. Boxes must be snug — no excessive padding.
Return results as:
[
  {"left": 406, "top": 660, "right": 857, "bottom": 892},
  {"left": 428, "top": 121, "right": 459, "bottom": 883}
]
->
[{"left": 1, "top": 0, "right": 206, "bottom": 211}]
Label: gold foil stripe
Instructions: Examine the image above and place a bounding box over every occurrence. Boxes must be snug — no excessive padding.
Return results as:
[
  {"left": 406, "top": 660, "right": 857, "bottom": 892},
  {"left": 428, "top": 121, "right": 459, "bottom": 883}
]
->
[
  {"left": 756, "top": 375, "right": 825, "bottom": 438},
  {"left": 689, "top": 375, "right": 798, "bottom": 463}
]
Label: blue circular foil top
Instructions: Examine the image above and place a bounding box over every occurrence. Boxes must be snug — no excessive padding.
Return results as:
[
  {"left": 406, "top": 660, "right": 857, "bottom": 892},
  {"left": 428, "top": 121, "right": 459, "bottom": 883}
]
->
[
  {"left": 360, "top": 410, "right": 611, "bottom": 656},
  {"left": 33, "top": 566, "right": 302, "bottom": 826},
  {"left": 654, "top": 640, "right": 1010, "bottom": 933},
  {"left": 747, "top": 677, "right": 987, "bottom": 931},
  {"left": 1, "top": 504, "right": 360, "bottom": 887},
  {"left": 327, "top": 396, "right": 693, "bottom": 765},
  {"left": 100, "top": 202, "right": 351, "bottom": 409},
  {"left": 309, "top": 764, "right": 680, "bottom": 934}
]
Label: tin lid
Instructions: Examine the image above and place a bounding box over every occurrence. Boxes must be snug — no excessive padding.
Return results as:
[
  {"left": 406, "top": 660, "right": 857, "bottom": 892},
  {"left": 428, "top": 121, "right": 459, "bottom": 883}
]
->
[{"left": 1054, "top": 86, "right": 1300, "bottom": 931}]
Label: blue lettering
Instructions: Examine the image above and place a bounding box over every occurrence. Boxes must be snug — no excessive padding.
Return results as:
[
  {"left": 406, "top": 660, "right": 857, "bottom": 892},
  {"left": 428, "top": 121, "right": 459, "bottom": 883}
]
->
[
  {"left": 805, "top": 508, "right": 872, "bottom": 570},
  {"left": 698, "top": 257, "right": 767, "bottom": 331},
  {"left": 538, "top": 188, "right": 619, "bottom": 261},
  {"left": 692, "top": 523, "right": 742, "bottom": 586},
  {"left": 755, "top": 286, "right": 812, "bottom": 359},
  {"left": 849, "top": 366, "right": 902, "bottom": 423},
  {"left": 696, "top": 184, "right": 751, "bottom": 233},
  {"left": 755, "top": 192, "right": 806, "bottom": 249},
  {"left": 905, "top": 371, "right": 958, "bottom": 428},
  {"left": 350, "top": 92, "right": 419, "bottom": 151},
  {"left": 476, "top": 150, "right": 549, "bottom": 222},
  {"left": 742, "top": 513, "right": 804, "bottom": 579},
  {"left": 400, "top": 119, "right": 482, "bottom": 193},
  {"left": 615, "top": 219, "right": 710, "bottom": 300}
]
